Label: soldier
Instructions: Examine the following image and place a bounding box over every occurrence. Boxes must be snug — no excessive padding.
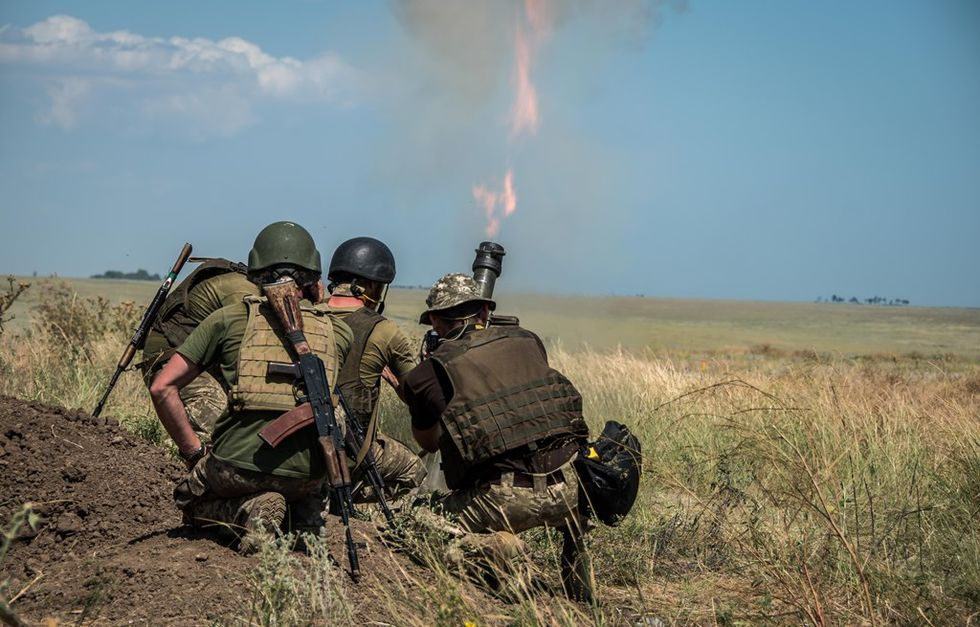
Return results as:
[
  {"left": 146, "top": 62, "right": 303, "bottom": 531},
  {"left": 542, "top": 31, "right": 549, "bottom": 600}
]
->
[
  {"left": 150, "top": 221, "right": 353, "bottom": 553},
  {"left": 324, "top": 237, "right": 426, "bottom": 501},
  {"left": 140, "top": 258, "right": 258, "bottom": 438},
  {"left": 400, "top": 273, "right": 595, "bottom": 601}
]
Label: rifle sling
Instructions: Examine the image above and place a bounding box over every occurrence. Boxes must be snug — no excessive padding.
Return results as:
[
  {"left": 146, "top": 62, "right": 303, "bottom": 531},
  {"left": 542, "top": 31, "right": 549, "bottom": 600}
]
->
[
  {"left": 353, "top": 401, "right": 380, "bottom": 470},
  {"left": 259, "top": 403, "right": 315, "bottom": 448}
]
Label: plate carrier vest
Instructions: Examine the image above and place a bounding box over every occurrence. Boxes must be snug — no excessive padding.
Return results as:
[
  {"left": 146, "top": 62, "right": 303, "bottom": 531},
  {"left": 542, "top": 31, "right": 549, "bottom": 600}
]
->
[
  {"left": 430, "top": 325, "right": 588, "bottom": 488},
  {"left": 229, "top": 295, "right": 339, "bottom": 412},
  {"left": 334, "top": 307, "right": 384, "bottom": 425}
]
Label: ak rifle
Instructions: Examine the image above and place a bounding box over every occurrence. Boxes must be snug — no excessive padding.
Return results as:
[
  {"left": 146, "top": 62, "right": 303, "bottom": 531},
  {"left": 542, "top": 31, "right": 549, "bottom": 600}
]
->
[
  {"left": 266, "top": 360, "right": 395, "bottom": 526},
  {"left": 92, "top": 243, "right": 193, "bottom": 418},
  {"left": 261, "top": 277, "right": 361, "bottom": 581}
]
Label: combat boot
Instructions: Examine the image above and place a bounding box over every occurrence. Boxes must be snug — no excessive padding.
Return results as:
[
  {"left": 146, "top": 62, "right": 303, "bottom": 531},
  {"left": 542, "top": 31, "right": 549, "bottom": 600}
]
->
[{"left": 237, "top": 492, "right": 287, "bottom": 555}]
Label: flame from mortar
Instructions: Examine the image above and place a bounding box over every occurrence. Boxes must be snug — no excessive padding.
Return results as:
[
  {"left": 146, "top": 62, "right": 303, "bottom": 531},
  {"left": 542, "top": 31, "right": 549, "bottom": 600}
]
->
[
  {"left": 473, "top": 168, "right": 516, "bottom": 238},
  {"left": 475, "top": 0, "right": 551, "bottom": 237}
]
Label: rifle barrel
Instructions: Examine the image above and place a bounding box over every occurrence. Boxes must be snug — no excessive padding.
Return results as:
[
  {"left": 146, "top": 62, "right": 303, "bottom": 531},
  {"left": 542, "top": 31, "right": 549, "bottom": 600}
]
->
[{"left": 92, "top": 242, "right": 192, "bottom": 417}]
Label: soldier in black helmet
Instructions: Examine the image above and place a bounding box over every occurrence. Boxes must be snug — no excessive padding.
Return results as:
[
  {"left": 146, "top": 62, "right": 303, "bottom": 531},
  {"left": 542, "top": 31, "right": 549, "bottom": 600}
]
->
[
  {"left": 150, "top": 221, "right": 353, "bottom": 553},
  {"left": 324, "top": 237, "right": 426, "bottom": 502}
]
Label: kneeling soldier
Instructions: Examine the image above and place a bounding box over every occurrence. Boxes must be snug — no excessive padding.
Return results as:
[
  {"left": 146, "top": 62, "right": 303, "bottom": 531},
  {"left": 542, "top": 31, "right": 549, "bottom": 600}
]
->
[
  {"left": 401, "top": 273, "right": 594, "bottom": 601},
  {"left": 150, "top": 221, "right": 352, "bottom": 553},
  {"left": 325, "top": 236, "right": 426, "bottom": 502}
]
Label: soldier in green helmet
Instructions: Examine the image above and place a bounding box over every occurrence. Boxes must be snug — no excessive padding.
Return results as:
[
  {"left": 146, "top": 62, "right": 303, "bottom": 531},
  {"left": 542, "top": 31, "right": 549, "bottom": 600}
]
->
[
  {"left": 400, "top": 272, "right": 595, "bottom": 601},
  {"left": 324, "top": 237, "right": 426, "bottom": 503},
  {"left": 150, "top": 221, "right": 353, "bottom": 553}
]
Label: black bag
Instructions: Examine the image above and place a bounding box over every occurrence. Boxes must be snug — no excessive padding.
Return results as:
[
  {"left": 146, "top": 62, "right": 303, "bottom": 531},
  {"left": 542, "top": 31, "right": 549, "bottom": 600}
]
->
[{"left": 574, "top": 421, "right": 642, "bottom": 527}]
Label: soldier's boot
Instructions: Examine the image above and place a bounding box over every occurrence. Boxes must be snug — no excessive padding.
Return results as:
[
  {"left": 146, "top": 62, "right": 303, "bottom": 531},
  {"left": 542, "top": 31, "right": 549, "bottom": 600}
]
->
[
  {"left": 237, "top": 492, "right": 287, "bottom": 555},
  {"left": 457, "top": 531, "right": 527, "bottom": 573},
  {"left": 560, "top": 525, "right": 595, "bottom": 603}
]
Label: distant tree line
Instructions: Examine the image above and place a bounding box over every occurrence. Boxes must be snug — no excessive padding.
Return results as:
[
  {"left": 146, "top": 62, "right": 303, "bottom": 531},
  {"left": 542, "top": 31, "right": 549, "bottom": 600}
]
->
[
  {"left": 816, "top": 294, "right": 910, "bottom": 306},
  {"left": 91, "top": 269, "right": 161, "bottom": 281}
]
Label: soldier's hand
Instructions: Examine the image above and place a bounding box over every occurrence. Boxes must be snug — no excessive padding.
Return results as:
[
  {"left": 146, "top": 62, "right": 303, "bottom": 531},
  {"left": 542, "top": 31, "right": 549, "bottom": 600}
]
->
[{"left": 381, "top": 366, "right": 399, "bottom": 389}]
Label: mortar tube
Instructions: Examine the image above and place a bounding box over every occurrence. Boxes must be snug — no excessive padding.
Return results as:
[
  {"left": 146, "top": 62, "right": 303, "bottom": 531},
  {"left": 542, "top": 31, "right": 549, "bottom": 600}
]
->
[{"left": 472, "top": 241, "right": 506, "bottom": 300}]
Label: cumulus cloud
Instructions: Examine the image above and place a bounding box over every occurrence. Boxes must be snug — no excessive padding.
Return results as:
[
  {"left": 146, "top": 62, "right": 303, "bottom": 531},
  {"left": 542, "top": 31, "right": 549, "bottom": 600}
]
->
[{"left": 0, "top": 15, "right": 356, "bottom": 136}]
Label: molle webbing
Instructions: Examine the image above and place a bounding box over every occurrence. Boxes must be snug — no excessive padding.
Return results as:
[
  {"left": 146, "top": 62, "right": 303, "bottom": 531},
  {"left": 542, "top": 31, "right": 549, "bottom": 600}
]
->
[
  {"left": 335, "top": 307, "right": 384, "bottom": 422},
  {"left": 433, "top": 326, "right": 587, "bottom": 473},
  {"left": 229, "top": 297, "right": 338, "bottom": 412},
  {"left": 152, "top": 258, "right": 248, "bottom": 349}
]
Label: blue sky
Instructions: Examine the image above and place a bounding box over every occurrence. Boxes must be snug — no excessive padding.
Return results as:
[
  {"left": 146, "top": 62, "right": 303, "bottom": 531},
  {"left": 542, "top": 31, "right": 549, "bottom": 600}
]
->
[{"left": 1, "top": 1, "right": 977, "bottom": 307}]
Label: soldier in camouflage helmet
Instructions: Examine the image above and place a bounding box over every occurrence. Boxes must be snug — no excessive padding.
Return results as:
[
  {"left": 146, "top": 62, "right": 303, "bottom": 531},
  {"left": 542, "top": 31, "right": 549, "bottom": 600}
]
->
[
  {"left": 150, "top": 222, "right": 353, "bottom": 553},
  {"left": 400, "top": 272, "right": 595, "bottom": 601}
]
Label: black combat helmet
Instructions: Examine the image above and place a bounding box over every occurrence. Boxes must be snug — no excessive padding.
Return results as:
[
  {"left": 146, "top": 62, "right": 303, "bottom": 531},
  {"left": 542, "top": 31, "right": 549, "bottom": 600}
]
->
[
  {"left": 248, "top": 221, "right": 322, "bottom": 274},
  {"left": 328, "top": 237, "right": 396, "bottom": 284}
]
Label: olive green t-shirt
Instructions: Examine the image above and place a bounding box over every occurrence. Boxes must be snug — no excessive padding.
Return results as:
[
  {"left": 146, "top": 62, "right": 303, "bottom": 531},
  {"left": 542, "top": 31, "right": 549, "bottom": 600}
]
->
[
  {"left": 141, "top": 272, "right": 258, "bottom": 366},
  {"left": 177, "top": 301, "right": 352, "bottom": 479},
  {"left": 329, "top": 305, "right": 417, "bottom": 385}
]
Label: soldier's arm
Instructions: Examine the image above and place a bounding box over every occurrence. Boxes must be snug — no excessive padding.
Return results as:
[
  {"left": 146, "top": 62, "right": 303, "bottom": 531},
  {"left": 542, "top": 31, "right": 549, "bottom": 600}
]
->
[
  {"left": 150, "top": 353, "right": 203, "bottom": 456},
  {"left": 402, "top": 361, "right": 443, "bottom": 452}
]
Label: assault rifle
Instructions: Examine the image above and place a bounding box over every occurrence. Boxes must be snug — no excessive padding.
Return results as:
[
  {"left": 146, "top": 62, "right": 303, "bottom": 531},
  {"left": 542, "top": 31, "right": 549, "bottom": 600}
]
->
[
  {"left": 92, "top": 243, "right": 193, "bottom": 418},
  {"left": 266, "top": 361, "right": 395, "bottom": 526},
  {"left": 261, "top": 277, "right": 361, "bottom": 581}
]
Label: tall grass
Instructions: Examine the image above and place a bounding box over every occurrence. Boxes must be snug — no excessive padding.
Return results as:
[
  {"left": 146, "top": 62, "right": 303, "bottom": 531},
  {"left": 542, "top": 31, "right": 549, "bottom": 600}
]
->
[{"left": 2, "top": 283, "right": 978, "bottom": 624}]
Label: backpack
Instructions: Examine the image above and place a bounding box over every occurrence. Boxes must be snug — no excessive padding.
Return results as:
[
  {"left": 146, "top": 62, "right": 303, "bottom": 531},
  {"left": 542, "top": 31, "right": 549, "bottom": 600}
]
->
[{"left": 574, "top": 420, "right": 642, "bottom": 526}]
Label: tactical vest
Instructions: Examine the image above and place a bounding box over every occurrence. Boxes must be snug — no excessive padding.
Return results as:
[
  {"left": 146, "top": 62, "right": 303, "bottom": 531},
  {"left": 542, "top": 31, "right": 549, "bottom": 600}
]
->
[
  {"left": 431, "top": 326, "right": 588, "bottom": 488},
  {"left": 151, "top": 258, "right": 249, "bottom": 351},
  {"left": 334, "top": 307, "right": 384, "bottom": 424},
  {"left": 229, "top": 296, "right": 339, "bottom": 412}
]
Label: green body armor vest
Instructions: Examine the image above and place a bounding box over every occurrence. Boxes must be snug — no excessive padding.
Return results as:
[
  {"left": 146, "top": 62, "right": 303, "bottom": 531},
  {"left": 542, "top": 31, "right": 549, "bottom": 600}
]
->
[
  {"left": 334, "top": 307, "right": 384, "bottom": 425},
  {"left": 229, "top": 296, "right": 339, "bottom": 412},
  {"left": 431, "top": 326, "right": 588, "bottom": 488}
]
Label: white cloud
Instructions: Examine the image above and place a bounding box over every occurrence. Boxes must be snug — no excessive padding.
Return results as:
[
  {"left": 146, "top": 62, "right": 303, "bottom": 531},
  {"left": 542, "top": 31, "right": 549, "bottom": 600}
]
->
[{"left": 0, "top": 15, "right": 356, "bottom": 136}]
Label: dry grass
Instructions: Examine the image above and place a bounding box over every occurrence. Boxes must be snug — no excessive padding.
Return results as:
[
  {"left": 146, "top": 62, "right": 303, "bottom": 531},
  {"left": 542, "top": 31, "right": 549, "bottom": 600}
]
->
[{"left": 2, "top": 281, "right": 978, "bottom": 624}]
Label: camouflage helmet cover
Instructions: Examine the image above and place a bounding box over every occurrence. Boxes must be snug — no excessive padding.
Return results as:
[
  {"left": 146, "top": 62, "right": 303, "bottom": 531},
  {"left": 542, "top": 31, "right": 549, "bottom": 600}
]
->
[
  {"left": 248, "top": 221, "right": 322, "bottom": 274},
  {"left": 419, "top": 272, "right": 496, "bottom": 325}
]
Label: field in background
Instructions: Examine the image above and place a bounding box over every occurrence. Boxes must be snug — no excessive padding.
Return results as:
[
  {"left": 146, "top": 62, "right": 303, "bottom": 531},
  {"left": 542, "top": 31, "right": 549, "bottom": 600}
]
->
[
  {"left": 7, "top": 276, "right": 980, "bottom": 360},
  {"left": 2, "top": 276, "right": 979, "bottom": 623}
]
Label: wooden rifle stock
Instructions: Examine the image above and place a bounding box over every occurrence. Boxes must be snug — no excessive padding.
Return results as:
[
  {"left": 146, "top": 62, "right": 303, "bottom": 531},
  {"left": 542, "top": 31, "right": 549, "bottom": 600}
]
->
[
  {"left": 262, "top": 278, "right": 361, "bottom": 581},
  {"left": 92, "top": 243, "right": 193, "bottom": 418}
]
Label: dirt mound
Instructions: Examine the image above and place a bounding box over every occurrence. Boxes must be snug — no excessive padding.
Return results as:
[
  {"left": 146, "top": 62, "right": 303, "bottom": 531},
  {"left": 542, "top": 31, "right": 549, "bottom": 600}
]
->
[
  {"left": 0, "top": 396, "right": 468, "bottom": 625},
  {"left": 0, "top": 396, "right": 257, "bottom": 623}
]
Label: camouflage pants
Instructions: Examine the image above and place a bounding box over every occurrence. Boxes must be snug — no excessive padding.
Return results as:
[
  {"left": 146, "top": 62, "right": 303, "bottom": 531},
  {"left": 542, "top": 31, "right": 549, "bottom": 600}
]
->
[
  {"left": 351, "top": 432, "right": 427, "bottom": 504},
  {"left": 174, "top": 455, "right": 324, "bottom": 537},
  {"left": 146, "top": 363, "right": 226, "bottom": 440},
  {"left": 411, "top": 459, "right": 595, "bottom": 601}
]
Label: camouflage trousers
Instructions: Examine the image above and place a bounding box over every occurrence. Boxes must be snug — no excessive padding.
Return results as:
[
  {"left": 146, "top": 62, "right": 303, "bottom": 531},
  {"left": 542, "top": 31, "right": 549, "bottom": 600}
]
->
[
  {"left": 351, "top": 432, "right": 427, "bottom": 505},
  {"left": 145, "top": 364, "right": 226, "bottom": 440},
  {"left": 408, "top": 458, "right": 595, "bottom": 601},
  {"left": 174, "top": 455, "right": 324, "bottom": 538}
]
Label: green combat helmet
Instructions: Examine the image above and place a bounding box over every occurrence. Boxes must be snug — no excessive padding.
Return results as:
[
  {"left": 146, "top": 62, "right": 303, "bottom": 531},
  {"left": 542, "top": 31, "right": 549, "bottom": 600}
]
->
[
  {"left": 419, "top": 272, "right": 496, "bottom": 325},
  {"left": 248, "top": 221, "right": 321, "bottom": 274}
]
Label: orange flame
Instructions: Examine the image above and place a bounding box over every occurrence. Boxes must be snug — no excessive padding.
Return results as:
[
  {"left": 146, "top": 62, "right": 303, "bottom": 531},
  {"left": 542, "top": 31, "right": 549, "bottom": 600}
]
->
[
  {"left": 473, "top": 168, "right": 517, "bottom": 238},
  {"left": 476, "top": 0, "right": 551, "bottom": 237},
  {"left": 510, "top": 26, "right": 539, "bottom": 138}
]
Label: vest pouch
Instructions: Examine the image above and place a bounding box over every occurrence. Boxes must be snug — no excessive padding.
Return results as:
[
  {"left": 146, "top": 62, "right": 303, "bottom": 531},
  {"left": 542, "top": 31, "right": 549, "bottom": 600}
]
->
[{"left": 574, "top": 420, "right": 642, "bottom": 527}]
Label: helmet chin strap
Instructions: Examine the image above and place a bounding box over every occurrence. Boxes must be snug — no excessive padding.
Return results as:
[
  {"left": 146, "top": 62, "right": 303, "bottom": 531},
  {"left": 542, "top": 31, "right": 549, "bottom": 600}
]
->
[{"left": 351, "top": 280, "right": 388, "bottom": 315}]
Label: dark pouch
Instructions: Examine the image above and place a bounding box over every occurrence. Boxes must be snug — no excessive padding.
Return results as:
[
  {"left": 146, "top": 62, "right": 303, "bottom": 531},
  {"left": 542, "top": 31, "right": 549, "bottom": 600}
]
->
[{"left": 574, "top": 420, "right": 642, "bottom": 527}]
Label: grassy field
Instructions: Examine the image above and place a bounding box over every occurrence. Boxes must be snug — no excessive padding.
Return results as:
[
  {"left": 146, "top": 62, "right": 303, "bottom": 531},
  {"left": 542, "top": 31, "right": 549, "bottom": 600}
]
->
[
  {"left": 2, "top": 275, "right": 978, "bottom": 624},
  {"left": 6, "top": 276, "right": 980, "bottom": 360}
]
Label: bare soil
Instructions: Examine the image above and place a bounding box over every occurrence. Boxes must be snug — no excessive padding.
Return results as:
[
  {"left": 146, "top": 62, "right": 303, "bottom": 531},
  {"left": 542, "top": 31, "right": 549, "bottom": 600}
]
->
[{"left": 0, "top": 395, "right": 509, "bottom": 625}]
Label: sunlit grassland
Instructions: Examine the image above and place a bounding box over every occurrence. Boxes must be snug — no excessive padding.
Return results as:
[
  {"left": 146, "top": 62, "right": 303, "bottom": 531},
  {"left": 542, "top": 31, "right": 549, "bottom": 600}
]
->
[{"left": 2, "top": 277, "right": 978, "bottom": 624}]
